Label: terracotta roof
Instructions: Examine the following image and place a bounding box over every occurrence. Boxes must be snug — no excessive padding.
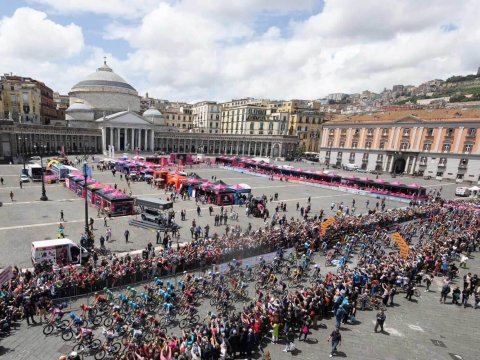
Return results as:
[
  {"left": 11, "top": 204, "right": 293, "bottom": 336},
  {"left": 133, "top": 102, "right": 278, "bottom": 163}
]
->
[{"left": 328, "top": 108, "right": 480, "bottom": 124}]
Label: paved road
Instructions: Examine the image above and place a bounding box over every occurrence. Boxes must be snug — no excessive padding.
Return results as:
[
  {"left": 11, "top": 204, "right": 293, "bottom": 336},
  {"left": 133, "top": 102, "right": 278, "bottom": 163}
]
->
[{"left": 0, "top": 164, "right": 426, "bottom": 268}]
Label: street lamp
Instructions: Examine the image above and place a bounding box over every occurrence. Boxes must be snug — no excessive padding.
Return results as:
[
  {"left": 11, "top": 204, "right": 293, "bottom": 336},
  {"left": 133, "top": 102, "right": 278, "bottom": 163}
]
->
[
  {"left": 34, "top": 143, "right": 48, "bottom": 201},
  {"left": 18, "top": 136, "right": 26, "bottom": 171},
  {"left": 83, "top": 160, "right": 90, "bottom": 240}
]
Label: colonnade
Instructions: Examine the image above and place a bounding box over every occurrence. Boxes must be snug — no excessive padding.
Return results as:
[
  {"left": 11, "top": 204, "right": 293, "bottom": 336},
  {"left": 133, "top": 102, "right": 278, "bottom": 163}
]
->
[{"left": 102, "top": 127, "right": 154, "bottom": 152}]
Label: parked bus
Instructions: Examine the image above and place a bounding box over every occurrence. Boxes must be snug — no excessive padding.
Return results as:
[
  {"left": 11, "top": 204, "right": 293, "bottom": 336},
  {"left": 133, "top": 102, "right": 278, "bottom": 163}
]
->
[
  {"left": 27, "top": 163, "right": 43, "bottom": 181},
  {"left": 303, "top": 152, "right": 320, "bottom": 162}
]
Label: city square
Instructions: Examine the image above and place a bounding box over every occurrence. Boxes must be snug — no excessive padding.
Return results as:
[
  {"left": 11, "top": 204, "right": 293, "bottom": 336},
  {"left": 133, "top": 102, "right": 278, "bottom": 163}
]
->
[
  {"left": 1, "top": 157, "right": 479, "bottom": 360},
  {"left": 1, "top": 1, "right": 480, "bottom": 360}
]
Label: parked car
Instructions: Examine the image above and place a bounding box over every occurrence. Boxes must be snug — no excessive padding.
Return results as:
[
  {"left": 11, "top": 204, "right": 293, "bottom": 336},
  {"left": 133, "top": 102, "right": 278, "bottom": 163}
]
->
[
  {"left": 20, "top": 174, "right": 30, "bottom": 183},
  {"left": 357, "top": 168, "right": 368, "bottom": 173},
  {"left": 455, "top": 187, "right": 471, "bottom": 197}
]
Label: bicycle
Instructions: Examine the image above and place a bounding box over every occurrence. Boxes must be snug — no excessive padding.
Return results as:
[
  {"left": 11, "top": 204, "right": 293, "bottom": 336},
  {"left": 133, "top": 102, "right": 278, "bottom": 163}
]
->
[
  {"left": 179, "top": 314, "right": 200, "bottom": 329},
  {"left": 43, "top": 318, "right": 69, "bottom": 336}
]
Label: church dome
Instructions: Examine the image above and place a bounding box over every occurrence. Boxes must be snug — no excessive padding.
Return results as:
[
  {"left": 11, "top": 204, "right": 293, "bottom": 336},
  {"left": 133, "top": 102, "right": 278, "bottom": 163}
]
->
[
  {"left": 71, "top": 61, "right": 136, "bottom": 92},
  {"left": 66, "top": 101, "right": 92, "bottom": 112},
  {"left": 143, "top": 107, "right": 162, "bottom": 117}
]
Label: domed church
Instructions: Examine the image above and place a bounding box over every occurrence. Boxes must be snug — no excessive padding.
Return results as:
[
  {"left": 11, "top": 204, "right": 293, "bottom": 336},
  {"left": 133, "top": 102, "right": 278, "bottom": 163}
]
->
[{"left": 65, "top": 59, "right": 173, "bottom": 152}]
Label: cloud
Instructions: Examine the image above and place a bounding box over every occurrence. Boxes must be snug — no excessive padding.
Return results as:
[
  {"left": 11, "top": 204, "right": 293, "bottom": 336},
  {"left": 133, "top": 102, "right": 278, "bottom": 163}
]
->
[
  {"left": 31, "top": 0, "right": 166, "bottom": 19},
  {"left": 0, "top": 7, "right": 84, "bottom": 60},
  {"left": 4, "top": 1, "right": 480, "bottom": 102}
]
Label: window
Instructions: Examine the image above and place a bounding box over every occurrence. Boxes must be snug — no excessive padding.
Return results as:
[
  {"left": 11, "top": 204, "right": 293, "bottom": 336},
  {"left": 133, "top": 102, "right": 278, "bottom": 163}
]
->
[
  {"left": 352, "top": 141, "right": 358, "bottom": 148},
  {"left": 426, "top": 128, "right": 434, "bottom": 136},
  {"left": 326, "top": 150, "right": 331, "bottom": 157},
  {"left": 379, "top": 141, "right": 385, "bottom": 149},
  {"left": 382, "top": 128, "right": 389, "bottom": 136},
  {"left": 446, "top": 128, "right": 454, "bottom": 136},
  {"left": 341, "top": 128, "right": 347, "bottom": 135},
  {"left": 400, "top": 142, "right": 409, "bottom": 150},
  {"left": 349, "top": 152, "right": 355, "bottom": 163},
  {"left": 438, "top": 157, "right": 447, "bottom": 166},
  {"left": 419, "top": 156, "right": 427, "bottom": 165},
  {"left": 328, "top": 140, "right": 333, "bottom": 147},
  {"left": 467, "top": 128, "right": 476, "bottom": 137},
  {"left": 337, "top": 151, "right": 343, "bottom": 159},
  {"left": 329, "top": 129, "right": 334, "bottom": 135},
  {"left": 353, "top": 129, "right": 360, "bottom": 135},
  {"left": 339, "top": 141, "right": 345, "bottom": 148},
  {"left": 459, "top": 159, "right": 468, "bottom": 169},
  {"left": 365, "top": 141, "right": 372, "bottom": 149},
  {"left": 403, "top": 128, "right": 410, "bottom": 136},
  {"left": 436, "top": 171, "right": 444, "bottom": 177},
  {"left": 377, "top": 154, "right": 383, "bottom": 162},
  {"left": 362, "top": 153, "right": 369, "bottom": 160},
  {"left": 367, "top": 128, "right": 374, "bottom": 135},
  {"left": 423, "top": 143, "right": 432, "bottom": 151},
  {"left": 442, "top": 143, "right": 451, "bottom": 152},
  {"left": 463, "top": 143, "right": 473, "bottom": 153}
]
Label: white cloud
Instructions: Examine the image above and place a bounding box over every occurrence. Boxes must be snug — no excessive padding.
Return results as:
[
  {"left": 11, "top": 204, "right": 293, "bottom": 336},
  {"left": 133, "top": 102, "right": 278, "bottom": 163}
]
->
[
  {"left": 4, "top": 1, "right": 480, "bottom": 102},
  {"left": 0, "top": 7, "right": 84, "bottom": 60},
  {"left": 31, "top": 0, "right": 166, "bottom": 19}
]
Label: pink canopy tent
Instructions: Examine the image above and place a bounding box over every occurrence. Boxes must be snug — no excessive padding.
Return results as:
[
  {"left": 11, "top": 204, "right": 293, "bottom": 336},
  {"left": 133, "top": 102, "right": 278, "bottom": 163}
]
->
[
  {"left": 391, "top": 181, "right": 405, "bottom": 186},
  {"left": 408, "top": 183, "right": 421, "bottom": 188},
  {"left": 360, "top": 177, "right": 373, "bottom": 182},
  {"left": 345, "top": 175, "right": 359, "bottom": 180},
  {"left": 375, "top": 179, "right": 389, "bottom": 184}
]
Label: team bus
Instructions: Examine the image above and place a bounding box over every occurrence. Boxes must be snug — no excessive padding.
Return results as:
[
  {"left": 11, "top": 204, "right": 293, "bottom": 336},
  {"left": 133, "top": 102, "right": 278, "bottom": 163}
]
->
[{"left": 27, "top": 163, "right": 43, "bottom": 181}]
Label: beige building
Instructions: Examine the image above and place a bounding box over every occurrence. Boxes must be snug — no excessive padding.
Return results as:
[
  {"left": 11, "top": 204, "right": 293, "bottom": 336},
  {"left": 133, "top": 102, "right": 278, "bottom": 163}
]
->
[
  {"left": 164, "top": 105, "right": 194, "bottom": 132},
  {"left": 320, "top": 109, "right": 480, "bottom": 182},
  {"left": 0, "top": 75, "right": 42, "bottom": 123}
]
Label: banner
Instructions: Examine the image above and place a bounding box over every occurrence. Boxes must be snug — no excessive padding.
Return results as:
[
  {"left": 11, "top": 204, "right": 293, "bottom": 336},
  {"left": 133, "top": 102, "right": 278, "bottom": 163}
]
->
[
  {"left": 391, "top": 232, "right": 410, "bottom": 258},
  {"left": 321, "top": 217, "right": 335, "bottom": 236},
  {"left": 0, "top": 266, "right": 14, "bottom": 286}
]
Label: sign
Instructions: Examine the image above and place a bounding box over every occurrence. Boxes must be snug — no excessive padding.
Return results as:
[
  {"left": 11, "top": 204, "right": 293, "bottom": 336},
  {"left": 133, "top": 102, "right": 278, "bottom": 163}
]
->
[
  {"left": 391, "top": 232, "right": 410, "bottom": 258},
  {"left": 0, "top": 266, "right": 14, "bottom": 286}
]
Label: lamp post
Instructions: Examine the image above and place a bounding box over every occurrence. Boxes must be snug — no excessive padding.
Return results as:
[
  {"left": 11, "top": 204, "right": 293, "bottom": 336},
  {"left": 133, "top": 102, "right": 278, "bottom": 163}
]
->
[
  {"left": 34, "top": 143, "right": 48, "bottom": 201},
  {"left": 83, "top": 160, "right": 90, "bottom": 239},
  {"left": 18, "top": 136, "right": 26, "bottom": 171}
]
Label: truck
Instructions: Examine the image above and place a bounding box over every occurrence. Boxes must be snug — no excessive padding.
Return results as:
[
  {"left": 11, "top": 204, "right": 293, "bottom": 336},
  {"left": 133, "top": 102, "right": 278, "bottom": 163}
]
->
[
  {"left": 31, "top": 239, "right": 89, "bottom": 267},
  {"left": 27, "top": 163, "right": 43, "bottom": 181}
]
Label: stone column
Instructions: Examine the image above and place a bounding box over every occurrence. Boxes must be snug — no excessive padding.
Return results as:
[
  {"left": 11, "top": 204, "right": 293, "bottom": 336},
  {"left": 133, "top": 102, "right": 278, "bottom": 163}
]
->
[
  {"left": 144, "top": 129, "right": 148, "bottom": 151},
  {"left": 151, "top": 130, "right": 155, "bottom": 151},
  {"left": 102, "top": 128, "right": 107, "bottom": 154}
]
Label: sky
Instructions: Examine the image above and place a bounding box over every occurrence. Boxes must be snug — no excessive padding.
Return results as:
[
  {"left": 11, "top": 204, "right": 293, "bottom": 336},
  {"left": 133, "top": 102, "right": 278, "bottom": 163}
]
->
[{"left": 0, "top": 0, "right": 479, "bottom": 102}]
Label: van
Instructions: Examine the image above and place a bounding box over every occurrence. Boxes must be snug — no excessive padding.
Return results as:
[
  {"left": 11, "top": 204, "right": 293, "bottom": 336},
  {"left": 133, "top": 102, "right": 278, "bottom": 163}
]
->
[
  {"left": 31, "top": 239, "right": 89, "bottom": 267},
  {"left": 343, "top": 163, "right": 359, "bottom": 171},
  {"left": 141, "top": 208, "right": 163, "bottom": 224},
  {"left": 455, "top": 187, "right": 471, "bottom": 197}
]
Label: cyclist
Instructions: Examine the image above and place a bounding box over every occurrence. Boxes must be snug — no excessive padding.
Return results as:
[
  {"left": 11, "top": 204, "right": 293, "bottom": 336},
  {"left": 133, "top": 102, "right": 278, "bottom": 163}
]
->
[
  {"left": 75, "top": 327, "right": 93, "bottom": 344},
  {"left": 68, "top": 312, "right": 84, "bottom": 331},
  {"left": 163, "top": 300, "right": 174, "bottom": 322},
  {"left": 101, "top": 327, "right": 115, "bottom": 351},
  {"left": 80, "top": 303, "right": 95, "bottom": 320}
]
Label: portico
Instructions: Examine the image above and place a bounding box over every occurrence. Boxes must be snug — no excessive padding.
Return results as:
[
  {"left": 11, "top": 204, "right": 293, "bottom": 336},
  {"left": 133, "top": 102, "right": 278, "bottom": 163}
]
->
[{"left": 97, "top": 111, "right": 155, "bottom": 153}]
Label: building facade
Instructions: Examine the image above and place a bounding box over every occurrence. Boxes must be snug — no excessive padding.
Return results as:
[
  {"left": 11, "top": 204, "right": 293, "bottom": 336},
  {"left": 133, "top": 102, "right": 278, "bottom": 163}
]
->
[
  {"left": 319, "top": 109, "right": 480, "bottom": 182},
  {"left": 0, "top": 75, "right": 42, "bottom": 123},
  {"left": 155, "top": 132, "right": 298, "bottom": 158},
  {"left": 192, "top": 101, "right": 221, "bottom": 133}
]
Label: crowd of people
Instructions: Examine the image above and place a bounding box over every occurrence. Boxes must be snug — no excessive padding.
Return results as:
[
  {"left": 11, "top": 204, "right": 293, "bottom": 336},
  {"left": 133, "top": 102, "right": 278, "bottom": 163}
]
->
[{"left": 1, "top": 193, "right": 479, "bottom": 358}]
